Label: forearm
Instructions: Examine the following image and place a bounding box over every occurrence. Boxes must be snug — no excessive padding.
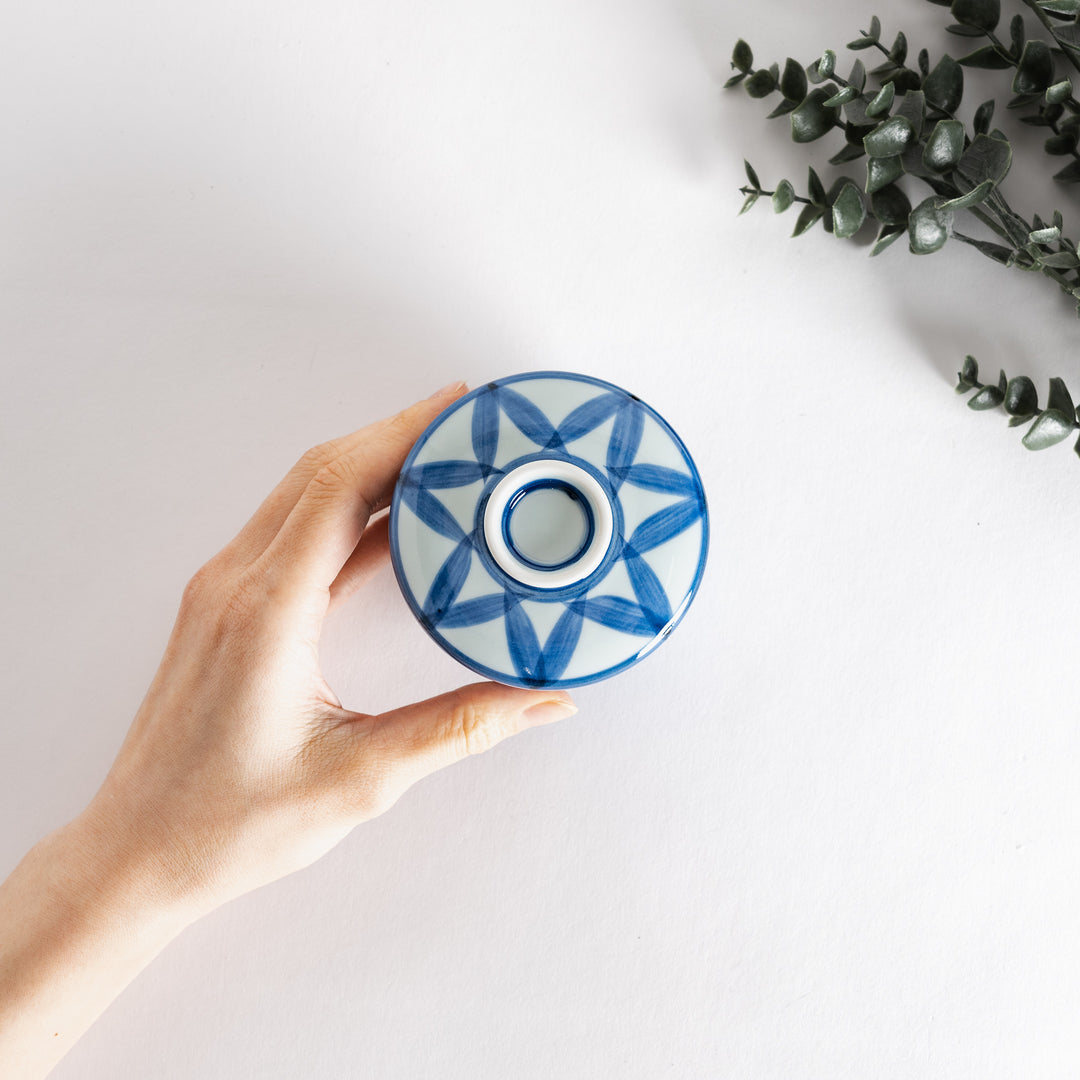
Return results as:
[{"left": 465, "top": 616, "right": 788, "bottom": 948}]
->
[
  {"left": 0, "top": 813, "right": 200, "bottom": 1079},
  {"left": 0, "top": 385, "right": 574, "bottom": 1076}
]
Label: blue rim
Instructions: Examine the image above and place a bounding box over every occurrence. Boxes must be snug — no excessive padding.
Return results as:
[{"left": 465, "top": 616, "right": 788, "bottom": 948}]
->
[
  {"left": 471, "top": 450, "right": 627, "bottom": 604},
  {"left": 502, "top": 479, "right": 596, "bottom": 573},
  {"left": 388, "top": 371, "right": 710, "bottom": 689}
]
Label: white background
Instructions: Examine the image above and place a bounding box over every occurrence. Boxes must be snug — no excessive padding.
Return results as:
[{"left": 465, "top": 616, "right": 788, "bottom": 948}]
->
[{"left": 3, "top": 1, "right": 1080, "bottom": 1076}]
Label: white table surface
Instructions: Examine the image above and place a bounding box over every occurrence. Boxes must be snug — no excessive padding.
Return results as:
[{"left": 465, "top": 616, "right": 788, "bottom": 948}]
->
[{"left": 3, "top": 1, "right": 1080, "bottom": 1076}]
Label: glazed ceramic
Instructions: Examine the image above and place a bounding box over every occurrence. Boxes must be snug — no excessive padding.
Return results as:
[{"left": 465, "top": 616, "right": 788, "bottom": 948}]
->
[{"left": 389, "top": 372, "right": 708, "bottom": 688}]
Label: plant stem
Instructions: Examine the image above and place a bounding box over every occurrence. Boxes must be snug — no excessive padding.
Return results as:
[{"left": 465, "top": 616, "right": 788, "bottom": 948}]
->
[{"left": 739, "top": 185, "right": 815, "bottom": 205}]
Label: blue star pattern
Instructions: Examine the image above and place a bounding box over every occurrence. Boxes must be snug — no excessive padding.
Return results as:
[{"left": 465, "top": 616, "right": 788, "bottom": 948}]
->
[{"left": 389, "top": 372, "right": 709, "bottom": 688}]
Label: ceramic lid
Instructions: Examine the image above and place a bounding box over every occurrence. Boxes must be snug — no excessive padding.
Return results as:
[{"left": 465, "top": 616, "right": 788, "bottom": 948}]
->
[{"left": 389, "top": 371, "right": 708, "bottom": 688}]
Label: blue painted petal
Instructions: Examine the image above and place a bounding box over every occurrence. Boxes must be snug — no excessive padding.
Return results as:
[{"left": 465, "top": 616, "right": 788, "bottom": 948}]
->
[
  {"left": 423, "top": 538, "right": 473, "bottom": 622},
  {"left": 438, "top": 593, "right": 506, "bottom": 628},
  {"left": 619, "top": 464, "right": 699, "bottom": 498},
  {"left": 471, "top": 389, "right": 500, "bottom": 468},
  {"left": 538, "top": 605, "right": 585, "bottom": 681},
  {"left": 400, "top": 483, "right": 466, "bottom": 542},
  {"left": 624, "top": 551, "right": 673, "bottom": 630},
  {"left": 571, "top": 595, "right": 658, "bottom": 636},
  {"left": 497, "top": 387, "right": 559, "bottom": 447},
  {"left": 413, "top": 460, "right": 488, "bottom": 488},
  {"left": 504, "top": 599, "right": 543, "bottom": 682},
  {"left": 628, "top": 497, "right": 701, "bottom": 554},
  {"left": 606, "top": 401, "right": 644, "bottom": 483},
  {"left": 557, "top": 393, "right": 621, "bottom": 443}
]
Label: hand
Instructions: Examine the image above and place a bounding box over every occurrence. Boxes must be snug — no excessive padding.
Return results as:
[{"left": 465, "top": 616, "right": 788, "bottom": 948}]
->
[
  {"left": 0, "top": 382, "right": 577, "bottom": 1078},
  {"left": 84, "top": 379, "right": 578, "bottom": 909}
]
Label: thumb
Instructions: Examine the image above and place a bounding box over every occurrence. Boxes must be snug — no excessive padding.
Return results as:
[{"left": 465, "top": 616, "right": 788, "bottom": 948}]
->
[{"left": 371, "top": 681, "right": 577, "bottom": 782}]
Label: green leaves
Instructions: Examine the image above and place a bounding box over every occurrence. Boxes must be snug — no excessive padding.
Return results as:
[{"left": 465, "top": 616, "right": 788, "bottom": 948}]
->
[
  {"left": 896, "top": 90, "right": 927, "bottom": 138},
  {"left": 908, "top": 196, "right": 954, "bottom": 253},
  {"left": 1046, "top": 79, "right": 1072, "bottom": 106},
  {"left": 740, "top": 160, "right": 762, "bottom": 213},
  {"left": 957, "top": 362, "right": 1080, "bottom": 453},
  {"left": 772, "top": 179, "right": 795, "bottom": 213},
  {"left": 957, "top": 355, "right": 980, "bottom": 391},
  {"left": 864, "top": 115, "right": 915, "bottom": 156},
  {"left": 1046, "top": 377, "right": 1073, "bottom": 420},
  {"left": 848, "top": 16, "right": 883, "bottom": 50},
  {"left": 968, "top": 368, "right": 1007, "bottom": 409},
  {"left": 745, "top": 67, "right": 779, "bottom": 98},
  {"left": 1023, "top": 378, "right": 1076, "bottom": 448},
  {"left": 1012, "top": 41, "right": 1055, "bottom": 96},
  {"left": 767, "top": 58, "right": 810, "bottom": 117},
  {"left": 939, "top": 179, "right": 995, "bottom": 210},
  {"left": 1045, "top": 131, "right": 1078, "bottom": 156},
  {"left": 870, "top": 226, "right": 906, "bottom": 255},
  {"left": 870, "top": 183, "right": 912, "bottom": 225},
  {"left": 922, "top": 55, "right": 964, "bottom": 113},
  {"left": 779, "top": 57, "right": 808, "bottom": 103},
  {"left": 958, "top": 45, "right": 1013, "bottom": 70},
  {"left": 950, "top": 0, "right": 1000, "bottom": 32},
  {"left": 791, "top": 88, "right": 841, "bottom": 142},
  {"left": 951, "top": 232, "right": 1012, "bottom": 263},
  {"left": 1029, "top": 224, "right": 1062, "bottom": 244},
  {"left": 1037, "top": 249, "right": 1080, "bottom": 268},
  {"left": 956, "top": 133, "right": 1012, "bottom": 186},
  {"left": 1004, "top": 376, "right": 1038, "bottom": 417},
  {"left": 732, "top": 40, "right": 753, "bottom": 74},
  {"left": 922, "top": 118, "right": 966, "bottom": 171},
  {"left": 725, "top": 26, "right": 1080, "bottom": 473},
  {"left": 866, "top": 154, "right": 904, "bottom": 194},
  {"left": 865, "top": 81, "right": 896, "bottom": 118},
  {"left": 831, "top": 182, "right": 866, "bottom": 238},
  {"left": 792, "top": 204, "right": 824, "bottom": 236},
  {"left": 823, "top": 85, "right": 860, "bottom": 107},
  {"left": 1010, "top": 13, "right": 1026, "bottom": 58}
]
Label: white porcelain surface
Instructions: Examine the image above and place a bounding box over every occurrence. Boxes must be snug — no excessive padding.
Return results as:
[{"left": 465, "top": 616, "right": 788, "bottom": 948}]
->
[
  {"left": 390, "top": 371, "right": 709, "bottom": 688},
  {"left": 483, "top": 459, "right": 614, "bottom": 589}
]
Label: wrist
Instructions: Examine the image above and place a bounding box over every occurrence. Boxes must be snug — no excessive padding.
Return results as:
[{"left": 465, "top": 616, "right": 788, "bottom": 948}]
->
[
  {"left": 14, "top": 816, "right": 201, "bottom": 958},
  {"left": 59, "top": 798, "right": 218, "bottom": 931}
]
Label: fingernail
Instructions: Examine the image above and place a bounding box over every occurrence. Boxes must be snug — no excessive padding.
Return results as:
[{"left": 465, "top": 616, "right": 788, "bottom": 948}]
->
[
  {"left": 524, "top": 696, "right": 578, "bottom": 725},
  {"left": 428, "top": 380, "right": 467, "bottom": 400}
]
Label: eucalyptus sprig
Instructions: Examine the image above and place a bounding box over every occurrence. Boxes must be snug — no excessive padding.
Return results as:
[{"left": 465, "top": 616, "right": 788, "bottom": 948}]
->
[
  {"left": 730, "top": 31, "right": 1080, "bottom": 306},
  {"left": 926, "top": 0, "right": 1080, "bottom": 181},
  {"left": 729, "top": 3, "right": 1080, "bottom": 464},
  {"left": 956, "top": 355, "right": 1080, "bottom": 452}
]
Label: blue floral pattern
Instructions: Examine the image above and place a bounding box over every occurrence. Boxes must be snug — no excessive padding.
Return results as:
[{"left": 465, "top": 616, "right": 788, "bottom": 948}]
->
[{"left": 390, "top": 373, "right": 708, "bottom": 688}]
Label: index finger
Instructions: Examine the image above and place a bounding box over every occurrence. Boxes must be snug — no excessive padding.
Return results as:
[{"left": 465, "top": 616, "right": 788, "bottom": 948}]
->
[{"left": 256, "top": 382, "right": 467, "bottom": 600}]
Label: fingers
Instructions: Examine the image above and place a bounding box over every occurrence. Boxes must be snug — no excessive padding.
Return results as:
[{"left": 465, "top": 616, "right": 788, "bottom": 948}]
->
[
  {"left": 222, "top": 381, "right": 466, "bottom": 569},
  {"left": 256, "top": 382, "right": 467, "bottom": 600},
  {"left": 222, "top": 419, "right": 397, "bottom": 568},
  {"left": 369, "top": 682, "right": 578, "bottom": 787},
  {"left": 328, "top": 513, "right": 390, "bottom": 609}
]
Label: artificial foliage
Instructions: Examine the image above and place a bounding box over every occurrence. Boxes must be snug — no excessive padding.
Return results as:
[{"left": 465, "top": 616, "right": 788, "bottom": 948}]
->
[{"left": 728, "top": 0, "right": 1080, "bottom": 458}]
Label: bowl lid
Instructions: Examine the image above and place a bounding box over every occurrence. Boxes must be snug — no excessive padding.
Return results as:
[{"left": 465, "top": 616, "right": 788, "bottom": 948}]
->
[{"left": 389, "top": 371, "right": 708, "bottom": 688}]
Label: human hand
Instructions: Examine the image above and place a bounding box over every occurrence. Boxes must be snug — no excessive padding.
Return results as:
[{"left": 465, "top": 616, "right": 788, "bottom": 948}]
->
[
  {"left": 82, "top": 380, "right": 578, "bottom": 911},
  {"left": 0, "top": 382, "right": 577, "bottom": 1077}
]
